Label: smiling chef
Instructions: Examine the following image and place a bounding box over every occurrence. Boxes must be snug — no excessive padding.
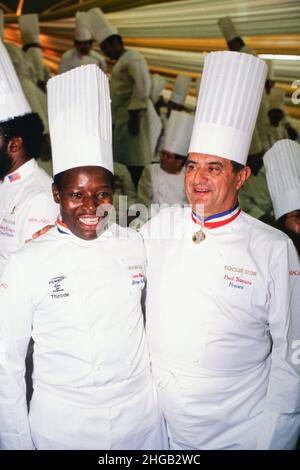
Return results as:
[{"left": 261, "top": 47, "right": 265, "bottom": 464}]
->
[{"left": 0, "top": 64, "right": 167, "bottom": 450}]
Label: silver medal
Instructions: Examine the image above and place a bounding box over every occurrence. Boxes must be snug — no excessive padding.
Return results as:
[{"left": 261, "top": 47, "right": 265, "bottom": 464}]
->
[{"left": 192, "top": 230, "right": 206, "bottom": 244}]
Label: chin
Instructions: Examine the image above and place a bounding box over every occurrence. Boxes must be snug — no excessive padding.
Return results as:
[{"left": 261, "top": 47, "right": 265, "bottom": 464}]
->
[{"left": 73, "top": 229, "right": 97, "bottom": 240}]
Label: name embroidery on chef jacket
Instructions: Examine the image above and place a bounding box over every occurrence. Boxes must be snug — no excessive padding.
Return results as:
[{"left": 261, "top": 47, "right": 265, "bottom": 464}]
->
[
  {"left": 223, "top": 265, "right": 257, "bottom": 291},
  {"left": 49, "top": 275, "right": 70, "bottom": 300},
  {"left": 0, "top": 216, "right": 16, "bottom": 238},
  {"left": 128, "top": 264, "right": 145, "bottom": 288},
  {"left": 47, "top": 221, "right": 72, "bottom": 300}
]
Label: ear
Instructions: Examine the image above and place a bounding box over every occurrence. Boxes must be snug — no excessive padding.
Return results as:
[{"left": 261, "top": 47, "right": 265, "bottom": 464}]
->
[
  {"left": 236, "top": 166, "right": 251, "bottom": 191},
  {"left": 7, "top": 136, "right": 23, "bottom": 154},
  {"left": 52, "top": 183, "right": 61, "bottom": 204}
]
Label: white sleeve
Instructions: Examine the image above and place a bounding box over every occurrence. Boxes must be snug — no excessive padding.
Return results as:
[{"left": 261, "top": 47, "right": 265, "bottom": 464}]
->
[
  {"left": 18, "top": 192, "right": 58, "bottom": 245},
  {"left": 0, "top": 254, "right": 35, "bottom": 449},
  {"left": 127, "top": 56, "right": 150, "bottom": 110},
  {"left": 256, "top": 239, "right": 300, "bottom": 449}
]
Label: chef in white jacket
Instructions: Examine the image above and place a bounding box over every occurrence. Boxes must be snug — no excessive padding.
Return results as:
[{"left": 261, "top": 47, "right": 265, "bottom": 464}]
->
[
  {"left": 18, "top": 14, "right": 50, "bottom": 91},
  {"left": 58, "top": 11, "right": 106, "bottom": 74},
  {"left": 142, "top": 51, "right": 300, "bottom": 450},
  {"left": 86, "top": 8, "right": 161, "bottom": 187},
  {"left": 0, "top": 64, "right": 167, "bottom": 450},
  {"left": 138, "top": 111, "right": 193, "bottom": 211},
  {"left": 264, "top": 139, "right": 300, "bottom": 257},
  {"left": 0, "top": 40, "right": 58, "bottom": 277}
]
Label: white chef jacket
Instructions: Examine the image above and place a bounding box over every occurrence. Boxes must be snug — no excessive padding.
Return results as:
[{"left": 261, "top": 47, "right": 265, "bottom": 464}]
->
[
  {"left": 0, "top": 223, "right": 167, "bottom": 450},
  {"left": 0, "top": 159, "right": 58, "bottom": 277},
  {"left": 111, "top": 49, "right": 161, "bottom": 167},
  {"left": 141, "top": 207, "right": 300, "bottom": 450},
  {"left": 58, "top": 48, "right": 107, "bottom": 74},
  {"left": 138, "top": 163, "right": 187, "bottom": 209}
]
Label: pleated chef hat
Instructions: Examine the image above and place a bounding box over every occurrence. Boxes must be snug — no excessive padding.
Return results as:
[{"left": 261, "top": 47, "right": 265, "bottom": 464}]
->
[
  {"left": 18, "top": 14, "right": 45, "bottom": 81},
  {"left": 47, "top": 64, "right": 113, "bottom": 176},
  {"left": 218, "top": 17, "right": 239, "bottom": 43},
  {"left": 150, "top": 74, "right": 167, "bottom": 104},
  {"left": 264, "top": 139, "right": 300, "bottom": 220},
  {"left": 86, "top": 8, "right": 118, "bottom": 44},
  {"left": 170, "top": 75, "right": 191, "bottom": 105},
  {"left": 164, "top": 111, "right": 194, "bottom": 157},
  {"left": 0, "top": 40, "right": 31, "bottom": 123},
  {"left": 0, "top": 10, "right": 4, "bottom": 41},
  {"left": 75, "top": 11, "right": 92, "bottom": 41},
  {"left": 189, "top": 51, "right": 267, "bottom": 165}
]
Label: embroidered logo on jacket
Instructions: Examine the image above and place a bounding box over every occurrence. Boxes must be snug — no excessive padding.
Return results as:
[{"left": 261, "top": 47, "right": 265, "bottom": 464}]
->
[
  {"left": 224, "top": 265, "right": 256, "bottom": 290},
  {"left": 49, "top": 275, "right": 70, "bottom": 299}
]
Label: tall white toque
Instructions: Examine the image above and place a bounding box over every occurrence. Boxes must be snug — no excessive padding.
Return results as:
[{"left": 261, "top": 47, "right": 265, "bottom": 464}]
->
[
  {"left": 189, "top": 51, "right": 267, "bottom": 165},
  {"left": 170, "top": 75, "right": 191, "bottom": 105},
  {"left": 18, "top": 14, "right": 45, "bottom": 81},
  {"left": 75, "top": 11, "right": 92, "bottom": 41},
  {"left": 164, "top": 111, "right": 194, "bottom": 157},
  {"left": 218, "top": 17, "right": 239, "bottom": 43},
  {"left": 47, "top": 64, "right": 113, "bottom": 176},
  {"left": 86, "top": 7, "right": 118, "bottom": 44},
  {"left": 264, "top": 139, "right": 300, "bottom": 220},
  {"left": 0, "top": 39, "right": 31, "bottom": 123}
]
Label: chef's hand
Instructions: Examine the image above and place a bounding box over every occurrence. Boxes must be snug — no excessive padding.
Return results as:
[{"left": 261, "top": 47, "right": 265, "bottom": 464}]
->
[{"left": 128, "top": 110, "right": 140, "bottom": 136}]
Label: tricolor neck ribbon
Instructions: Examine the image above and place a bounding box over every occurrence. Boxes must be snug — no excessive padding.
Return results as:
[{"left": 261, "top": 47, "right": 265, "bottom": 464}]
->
[
  {"left": 192, "top": 203, "right": 241, "bottom": 229},
  {"left": 56, "top": 219, "right": 72, "bottom": 235}
]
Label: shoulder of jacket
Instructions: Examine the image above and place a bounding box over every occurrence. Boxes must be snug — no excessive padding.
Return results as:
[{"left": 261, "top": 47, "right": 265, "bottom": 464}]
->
[{"left": 240, "top": 211, "right": 289, "bottom": 243}]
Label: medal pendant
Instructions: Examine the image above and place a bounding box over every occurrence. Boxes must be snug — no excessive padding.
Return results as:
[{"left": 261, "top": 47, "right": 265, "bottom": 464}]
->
[{"left": 192, "top": 230, "right": 206, "bottom": 244}]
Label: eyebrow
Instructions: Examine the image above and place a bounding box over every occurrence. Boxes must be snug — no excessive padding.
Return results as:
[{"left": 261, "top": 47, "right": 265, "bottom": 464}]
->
[
  {"left": 63, "top": 184, "right": 112, "bottom": 191},
  {"left": 186, "top": 159, "right": 224, "bottom": 167}
]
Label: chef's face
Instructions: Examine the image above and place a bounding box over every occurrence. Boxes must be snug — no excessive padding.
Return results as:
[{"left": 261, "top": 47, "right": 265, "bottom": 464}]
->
[
  {"left": 100, "top": 37, "right": 122, "bottom": 60},
  {"left": 285, "top": 210, "right": 300, "bottom": 236},
  {"left": 185, "top": 153, "right": 250, "bottom": 217},
  {"left": 160, "top": 150, "right": 184, "bottom": 174},
  {"left": 0, "top": 129, "right": 13, "bottom": 180},
  {"left": 74, "top": 40, "right": 92, "bottom": 56},
  {"left": 53, "top": 166, "right": 113, "bottom": 240}
]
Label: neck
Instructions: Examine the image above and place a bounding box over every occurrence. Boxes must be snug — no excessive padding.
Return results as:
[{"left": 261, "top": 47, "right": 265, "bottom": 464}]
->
[{"left": 9, "top": 157, "right": 30, "bottom": 175}]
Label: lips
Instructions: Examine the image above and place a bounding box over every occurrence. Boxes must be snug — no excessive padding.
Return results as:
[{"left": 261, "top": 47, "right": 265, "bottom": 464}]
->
[
  {"left": 193, "top": 187, "right": 212, "bottom": 193},
  {"left": 77, "top": 215, "right": 100, "bottom": 228}
]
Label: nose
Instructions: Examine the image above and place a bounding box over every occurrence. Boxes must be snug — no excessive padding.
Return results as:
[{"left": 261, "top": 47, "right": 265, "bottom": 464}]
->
[
  {"left": 82, "top": 194, "right": 97, "bottom": 212},
  {"left": 192, "top": 167, "right": 209, "bottom": 184}
]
